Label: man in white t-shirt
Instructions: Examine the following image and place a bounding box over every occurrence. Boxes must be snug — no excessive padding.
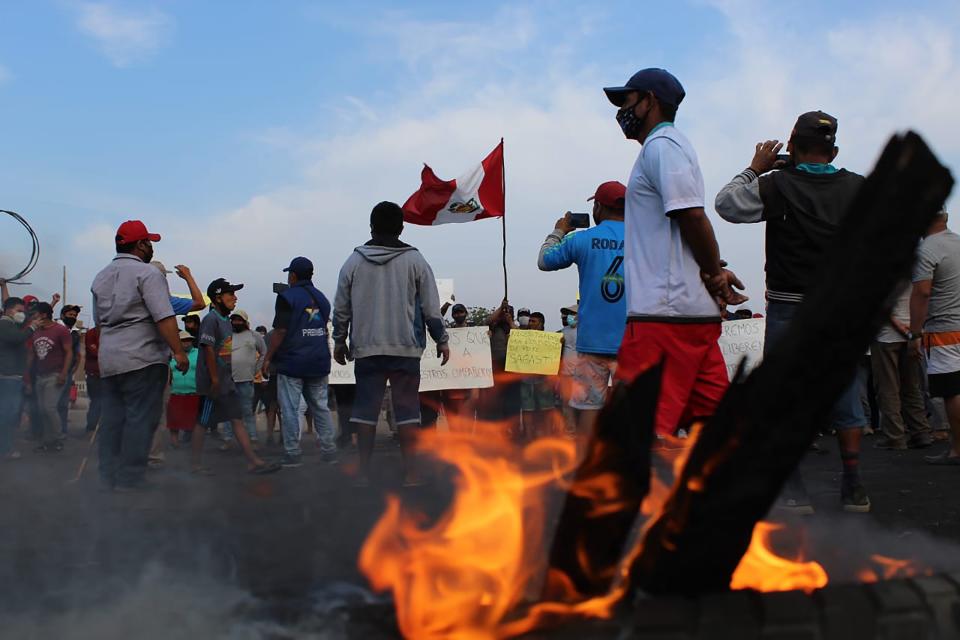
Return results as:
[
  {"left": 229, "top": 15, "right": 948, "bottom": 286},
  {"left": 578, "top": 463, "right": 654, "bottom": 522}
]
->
[
  {"left": 910, "top": 209, "right": 960, "bottom": 465},
  {"left": 603, "top": 68, "right": 747, "bottom": 441}
]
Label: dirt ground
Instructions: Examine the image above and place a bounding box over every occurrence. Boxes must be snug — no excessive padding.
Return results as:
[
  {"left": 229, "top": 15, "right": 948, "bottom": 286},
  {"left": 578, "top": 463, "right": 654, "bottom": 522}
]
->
[{"left": 1, "top": 403, "right": 958, "bottom": 638}]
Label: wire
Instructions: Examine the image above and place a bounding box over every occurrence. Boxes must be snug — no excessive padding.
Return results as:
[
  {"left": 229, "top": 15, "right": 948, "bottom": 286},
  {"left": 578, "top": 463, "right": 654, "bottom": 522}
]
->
[{"left": 1, "top": 209, "right": 40, "bottom": 284}]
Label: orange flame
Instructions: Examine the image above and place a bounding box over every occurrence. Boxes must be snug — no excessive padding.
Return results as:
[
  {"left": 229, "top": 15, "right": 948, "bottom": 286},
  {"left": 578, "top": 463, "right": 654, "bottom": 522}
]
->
[
  {"left": 857, "top": 554, "right": 933, "bottom": 583},
  {"left": 730, "top": 522, "right": 828, "bottom": 593},
  {"left": 358, "top": 423, "right": 581, "bottom": 639}
]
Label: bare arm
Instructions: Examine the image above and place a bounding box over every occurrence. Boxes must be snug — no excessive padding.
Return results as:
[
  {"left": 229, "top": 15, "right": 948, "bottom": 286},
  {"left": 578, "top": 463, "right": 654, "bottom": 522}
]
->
[
  {"left": 674, "top": 207, "right": 723, "bottom": 276},
  {"left": 175, "top": 265, "right": 206, "bottom": 312},
  {"left": 263, "top": 328, "right": 287, "bottom": 370},
  {"left": 674, "top": 207, "right": 747, "bottom": 307},
  {"left": 58, "top": 340, "right": 73, "bottom": 386},
  {"left": 202, "top": 344, "right": 219, "bottom": 393},
  {"left": 157, "top": 316, "right": 188, "bottom": 372},
  {"left": 910, "top": 280, "right": 932, "bottom": 335}
]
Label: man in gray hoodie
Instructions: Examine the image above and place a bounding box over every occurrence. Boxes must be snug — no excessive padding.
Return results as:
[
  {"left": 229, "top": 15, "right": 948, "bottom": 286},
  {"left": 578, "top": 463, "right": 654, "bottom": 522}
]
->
[{"left": 333, "top": 201, "right": 450, "bottom": 486}]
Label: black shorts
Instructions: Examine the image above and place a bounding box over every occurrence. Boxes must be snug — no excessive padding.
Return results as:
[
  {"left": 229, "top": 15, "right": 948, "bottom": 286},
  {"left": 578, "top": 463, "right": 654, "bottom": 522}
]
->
[
  {"left": 199, "top": 393, "right": 244, "bottom": 427},
  {"left": 928, "top": 371, "right": 960, "bottom": 398},
  {"left": 265, "top": 376, "right": 279, "bottom": 409}
]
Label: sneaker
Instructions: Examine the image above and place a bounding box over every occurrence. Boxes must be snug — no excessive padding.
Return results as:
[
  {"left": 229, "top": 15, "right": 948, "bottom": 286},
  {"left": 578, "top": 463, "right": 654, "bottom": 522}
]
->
[
  {"left": 908, "top": 436, "right": 934, "bottom": 449},
  {"left": 841, "top": 482, "right": 871, "bottom": 513},
  {"left": 775, "top": 497, "right": 815, "bottom": 515},
  {"left": 873, "top": 436, "right": 907, "bottom": 451},
  {"left": 280, "top": 454, "right": 303, "bottom": 468},
  {"left": 321, "top": 452, "right": 340, "bottom": 465},
  {"left": 924, "top": 451, "right": 960, "bottom": 466}
]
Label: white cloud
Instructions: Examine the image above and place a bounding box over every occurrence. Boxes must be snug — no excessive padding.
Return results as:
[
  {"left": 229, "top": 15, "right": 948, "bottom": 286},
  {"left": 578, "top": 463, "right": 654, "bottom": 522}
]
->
[
  {"left": 75, "top": 3, "right": 172, "bottom": 67},
  {"left": 64, "top": 4, "right": 960, "bottom": 327}
]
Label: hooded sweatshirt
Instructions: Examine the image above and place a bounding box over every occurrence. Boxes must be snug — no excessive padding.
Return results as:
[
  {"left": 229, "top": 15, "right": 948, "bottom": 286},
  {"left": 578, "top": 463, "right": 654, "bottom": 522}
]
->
[{"left": 332, "top": 239, "right": 448, "bottom": 359}]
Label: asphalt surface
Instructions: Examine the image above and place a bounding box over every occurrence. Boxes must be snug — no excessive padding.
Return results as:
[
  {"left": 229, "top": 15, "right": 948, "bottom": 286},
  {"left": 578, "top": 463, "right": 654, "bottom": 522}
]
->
[{"left": 1, "top": 405, "right": 958, "bottom": 638}]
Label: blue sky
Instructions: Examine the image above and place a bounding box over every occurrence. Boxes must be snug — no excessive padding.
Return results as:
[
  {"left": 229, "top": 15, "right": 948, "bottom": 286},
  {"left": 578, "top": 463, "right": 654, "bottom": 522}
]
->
[{"left": 1, "top": 0, "right": 959, "bottom": 329}]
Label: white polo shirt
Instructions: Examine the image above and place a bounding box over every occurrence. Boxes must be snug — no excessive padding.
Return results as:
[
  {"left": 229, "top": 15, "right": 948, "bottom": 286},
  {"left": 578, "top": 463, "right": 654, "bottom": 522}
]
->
[{"left": 624, "top": 123, "right": 720, "bottom": 321}]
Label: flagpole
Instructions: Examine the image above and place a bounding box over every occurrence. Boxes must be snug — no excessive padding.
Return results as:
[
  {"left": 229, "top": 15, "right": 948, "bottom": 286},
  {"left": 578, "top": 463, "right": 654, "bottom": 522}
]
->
[{"left": 500, "top": 138, "right": 508, "bottom": 301}]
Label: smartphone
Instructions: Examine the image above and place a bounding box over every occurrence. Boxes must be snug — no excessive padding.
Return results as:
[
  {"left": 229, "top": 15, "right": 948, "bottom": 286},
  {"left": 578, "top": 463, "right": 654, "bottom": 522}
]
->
[
  {"left": 775, "top": 153, "right": 791, "bottom": 165},
  {"left": 272, "top": 282, "right": 289, "bottom": 295},
  {"left": 568, "top": 213, "right": 591, "bottom": 229}
]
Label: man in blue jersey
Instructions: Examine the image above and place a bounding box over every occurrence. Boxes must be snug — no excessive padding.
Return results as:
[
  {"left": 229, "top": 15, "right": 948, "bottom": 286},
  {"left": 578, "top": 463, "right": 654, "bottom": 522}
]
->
[{"left": 538, "top": 181, "right": 627, "bottom": 435}]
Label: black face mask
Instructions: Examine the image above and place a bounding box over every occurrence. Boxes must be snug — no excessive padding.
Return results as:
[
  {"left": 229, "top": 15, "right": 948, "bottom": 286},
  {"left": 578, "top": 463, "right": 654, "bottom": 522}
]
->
[
  {"left": 231, "top": 323, "right": 246, "bottom": 333},
  {"left": 616, "top": 100, "right": 648, "bottom": 140},
  {"left": 62, "top": 317, "right": 77, "bottom": 328},
  {"left": 185, "top": 325, "right": 199, "bottom": 338}
]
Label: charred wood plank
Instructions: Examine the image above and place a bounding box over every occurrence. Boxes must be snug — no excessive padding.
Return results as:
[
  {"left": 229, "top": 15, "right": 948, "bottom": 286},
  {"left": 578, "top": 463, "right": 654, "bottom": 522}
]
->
[
  {"left": 543, "top": 365, "right": 660, "bottom": 598},
  {"left": 630, "top": 132, "right": 954, "bottom": 596}
]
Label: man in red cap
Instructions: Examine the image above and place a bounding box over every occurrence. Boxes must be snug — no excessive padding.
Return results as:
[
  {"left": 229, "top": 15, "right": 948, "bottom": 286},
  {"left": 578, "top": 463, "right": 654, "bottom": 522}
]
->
[
  {"left": 91, "top": 220, "right": 189, "bottom": 491},
  {"left": 538, "top": 181, "right": 628, "bottom": 436}
]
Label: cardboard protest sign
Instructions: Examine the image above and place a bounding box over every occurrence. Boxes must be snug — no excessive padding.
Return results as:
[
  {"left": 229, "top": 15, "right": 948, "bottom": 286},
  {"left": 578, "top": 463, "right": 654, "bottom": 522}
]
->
[
  {"left": 419, "top": 326, "right": 493, "bottom": 391},
  {"left": 504, "top": 330, "right": 562, "bottom": 376},
  {"left": 329, "top": 326, "right": 493, "bottom": 391},
  {"left": 718, "top": 318, "right": 765, "bottom": 380},
  {"left": 436, "top": 279, "right": 455, "bottom": 306}
]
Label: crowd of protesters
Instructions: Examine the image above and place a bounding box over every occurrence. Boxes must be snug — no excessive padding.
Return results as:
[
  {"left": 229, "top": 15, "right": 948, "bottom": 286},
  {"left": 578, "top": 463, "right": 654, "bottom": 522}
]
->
[{"left": 0, "top": 67, "right": 957, "bottom": 510}]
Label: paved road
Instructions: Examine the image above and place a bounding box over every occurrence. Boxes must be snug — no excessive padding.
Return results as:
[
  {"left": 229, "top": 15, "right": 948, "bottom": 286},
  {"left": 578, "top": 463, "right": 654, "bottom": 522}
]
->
[{"left": 1, "top": 407, "right": 957, "bottom": 638}]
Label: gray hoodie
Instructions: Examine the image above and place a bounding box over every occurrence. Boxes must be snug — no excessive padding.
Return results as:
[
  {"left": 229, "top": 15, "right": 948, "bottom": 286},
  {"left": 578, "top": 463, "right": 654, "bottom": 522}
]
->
[{"left": 332, "top": 242, "right": 448, "bottom": 360}]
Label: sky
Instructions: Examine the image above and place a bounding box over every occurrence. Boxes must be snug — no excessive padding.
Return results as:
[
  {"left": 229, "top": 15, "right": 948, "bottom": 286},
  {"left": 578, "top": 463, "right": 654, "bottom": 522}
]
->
[{"left": 1, "top": 0, "right": 959, "bottom": 330}]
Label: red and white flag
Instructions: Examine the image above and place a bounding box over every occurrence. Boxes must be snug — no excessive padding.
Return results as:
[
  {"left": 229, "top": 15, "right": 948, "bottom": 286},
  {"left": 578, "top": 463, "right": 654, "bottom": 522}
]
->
[{"left": 402, "top": 141, "right": 505, "bottom": 226}]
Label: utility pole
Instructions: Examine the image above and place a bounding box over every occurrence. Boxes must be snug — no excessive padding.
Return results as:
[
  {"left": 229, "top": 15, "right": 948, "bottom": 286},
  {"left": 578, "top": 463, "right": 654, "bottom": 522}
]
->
[{"left": 62, "top": 265, "right": 67, "bottom": 305}]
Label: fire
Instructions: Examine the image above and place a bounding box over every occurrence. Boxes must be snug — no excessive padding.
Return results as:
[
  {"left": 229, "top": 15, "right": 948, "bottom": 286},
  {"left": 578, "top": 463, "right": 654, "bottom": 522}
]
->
[
  {"left": 857, "top": 554, "right": 932, "bottom": 583},
  {"left": 358, "top": 423, "right": 581, "bottom": 639},
  {"left": 730, "top": 522, "right": 828, "bottom": 593}
]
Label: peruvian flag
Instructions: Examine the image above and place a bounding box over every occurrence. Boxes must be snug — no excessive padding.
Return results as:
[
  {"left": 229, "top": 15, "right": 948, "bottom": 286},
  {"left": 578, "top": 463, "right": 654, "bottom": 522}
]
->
[{"left": 402, "top": 140, "right": 505, "bottom": 225}]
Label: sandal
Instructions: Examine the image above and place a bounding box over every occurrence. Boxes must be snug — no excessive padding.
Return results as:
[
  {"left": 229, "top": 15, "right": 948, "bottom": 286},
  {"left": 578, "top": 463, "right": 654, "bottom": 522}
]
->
[{"left": 248, "top": 462, "right": 281, "bottom": 475}]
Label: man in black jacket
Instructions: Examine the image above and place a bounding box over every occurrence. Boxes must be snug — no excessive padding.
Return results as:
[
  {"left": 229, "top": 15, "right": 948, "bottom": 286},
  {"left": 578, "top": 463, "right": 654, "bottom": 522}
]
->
[{"left": 715, "top": 110, "right": 870, "bottom": 514}]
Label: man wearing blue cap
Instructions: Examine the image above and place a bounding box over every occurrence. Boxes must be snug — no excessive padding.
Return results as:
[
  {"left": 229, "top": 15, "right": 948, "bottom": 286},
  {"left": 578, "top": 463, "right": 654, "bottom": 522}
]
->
[
  {"left": 604, "top": 68, "right": 747, "bottom": 443},
  {"left": 263, "top": 257, "right": 338, "bottom": 468}
]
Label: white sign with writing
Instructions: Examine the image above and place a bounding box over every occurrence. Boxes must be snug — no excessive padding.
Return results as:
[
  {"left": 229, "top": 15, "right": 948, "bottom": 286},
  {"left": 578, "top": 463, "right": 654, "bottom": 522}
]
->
[
  {"left": 329, "top": 326, "right": 494, "bottom": 391},
  {"left": 436, "top": 278, "right": 455, "bottom": 306},
  {"left": 718, "top": 318, "right": 766, "bottom": 380}
]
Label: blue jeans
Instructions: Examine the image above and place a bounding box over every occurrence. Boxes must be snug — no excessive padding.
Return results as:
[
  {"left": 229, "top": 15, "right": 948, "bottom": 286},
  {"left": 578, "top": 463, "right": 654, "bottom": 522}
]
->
[
  {"left": 0, "top": 377, "right": 22, "bottom": 455},
  {"left": 98, "top": 364, "right": 168, "bottom": 488},
  {"left": 765, "top": 301, "right": 866, "bottom": 430},
  {"left": 277, "top": 374, "right": 336, "bottom": 457},
  {"left": 225, "top": 381, "right": 258, "bottom": 441}
]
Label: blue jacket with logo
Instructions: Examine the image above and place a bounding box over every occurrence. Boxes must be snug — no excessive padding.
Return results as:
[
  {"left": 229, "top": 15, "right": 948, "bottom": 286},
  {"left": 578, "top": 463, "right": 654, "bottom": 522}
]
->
[
  {"left": 274, "top": 280, "right": 332, "bottom": 378},
  {"left": 538, "top": 220, "right": 626, "bottom": 355}
]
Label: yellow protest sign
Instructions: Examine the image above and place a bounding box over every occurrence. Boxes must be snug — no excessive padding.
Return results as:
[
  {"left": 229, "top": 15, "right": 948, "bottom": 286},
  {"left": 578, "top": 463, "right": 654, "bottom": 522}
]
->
[{"left": 505, "top": 330, "right": 562, "bottom": 376}]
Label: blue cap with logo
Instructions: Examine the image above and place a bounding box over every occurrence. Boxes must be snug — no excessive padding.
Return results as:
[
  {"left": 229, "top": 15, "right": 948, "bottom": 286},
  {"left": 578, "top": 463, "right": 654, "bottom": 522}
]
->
[
  {"left": 283, "top": 256, "right": 314, "bottom": 277},
  {"left": 604, "top": 68, "right": 686, "bottom": 108}
]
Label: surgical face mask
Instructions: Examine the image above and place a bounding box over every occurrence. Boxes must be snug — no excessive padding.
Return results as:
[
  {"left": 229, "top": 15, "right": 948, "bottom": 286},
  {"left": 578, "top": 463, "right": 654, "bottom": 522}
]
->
[
  {"left": 518, "top": 316, "right": 530, "bottom": 328},
  {"left": 63, "top": 317, "right": 77, "bottom": 328},
  {"left": 12, "top": 312, "right": 26, "bottom": 324},
  {"left": 616, "top": 101, "right": 647, "bottom": 140},
  {"left": 565, "top": 315, "right": 577, "bottom": 328}
]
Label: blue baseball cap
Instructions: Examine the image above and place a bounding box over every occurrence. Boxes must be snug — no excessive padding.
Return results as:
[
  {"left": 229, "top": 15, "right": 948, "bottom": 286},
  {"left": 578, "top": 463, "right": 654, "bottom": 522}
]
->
[
  {"left": 283, "top": 256, "right": 314, "bottom": 277},
  {"left": 604, "top": 68, "right": 686, "bottom": 108}
]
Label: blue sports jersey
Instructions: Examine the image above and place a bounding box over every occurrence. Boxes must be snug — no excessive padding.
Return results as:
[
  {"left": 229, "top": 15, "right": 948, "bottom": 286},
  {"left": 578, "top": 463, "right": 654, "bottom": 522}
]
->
[{"left": 540, "top": 220, "right": 626, "bottom": 355}]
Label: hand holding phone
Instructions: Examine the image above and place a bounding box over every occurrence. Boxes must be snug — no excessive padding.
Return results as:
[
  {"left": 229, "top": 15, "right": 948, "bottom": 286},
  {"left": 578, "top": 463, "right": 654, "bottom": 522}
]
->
[{"left": 568, "top": 213, "right": 591, "bottom": 229}]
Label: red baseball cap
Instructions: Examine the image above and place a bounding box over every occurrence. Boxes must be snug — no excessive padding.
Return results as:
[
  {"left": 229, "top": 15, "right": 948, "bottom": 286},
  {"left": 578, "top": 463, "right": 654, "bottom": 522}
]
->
[
  {"left": 116, "top": 220, "right": 161, "bottom": 244},
  {"left": 22, "top": 295, "right": 38, "bottom": 305},
  {"left": 587, "top": 181, "right": 627, "bottom": 209}
]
